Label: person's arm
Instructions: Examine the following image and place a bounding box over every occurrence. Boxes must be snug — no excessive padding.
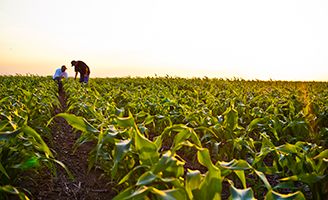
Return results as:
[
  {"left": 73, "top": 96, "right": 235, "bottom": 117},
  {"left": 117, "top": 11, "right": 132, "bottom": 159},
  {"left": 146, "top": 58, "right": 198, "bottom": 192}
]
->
[{"left": 62, "top": 72, "right": 68, "bottom": 79}]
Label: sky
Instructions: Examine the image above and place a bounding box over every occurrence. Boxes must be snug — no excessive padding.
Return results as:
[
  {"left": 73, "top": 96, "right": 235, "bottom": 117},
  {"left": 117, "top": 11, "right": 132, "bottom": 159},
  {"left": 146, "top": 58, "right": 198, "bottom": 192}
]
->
[{"left": 0, "top": 0, "right": 328, "bottom": 81}]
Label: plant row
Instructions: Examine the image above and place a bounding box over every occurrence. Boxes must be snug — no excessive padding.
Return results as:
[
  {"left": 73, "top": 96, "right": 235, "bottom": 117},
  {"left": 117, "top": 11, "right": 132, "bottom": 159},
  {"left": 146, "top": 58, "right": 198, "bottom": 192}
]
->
[{"left": 60, "top": 77, "right": 328, "bottom": 199}]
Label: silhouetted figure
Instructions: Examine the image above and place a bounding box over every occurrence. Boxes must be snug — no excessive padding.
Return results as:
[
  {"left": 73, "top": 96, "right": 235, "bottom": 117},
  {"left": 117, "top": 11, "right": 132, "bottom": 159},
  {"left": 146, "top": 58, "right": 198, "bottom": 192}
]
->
[
  {"left": 53, "top": 65, "right": 68, "bottom": 93},
  {"left": 71, "top": 60, "right": 90, "bottom": 83}
]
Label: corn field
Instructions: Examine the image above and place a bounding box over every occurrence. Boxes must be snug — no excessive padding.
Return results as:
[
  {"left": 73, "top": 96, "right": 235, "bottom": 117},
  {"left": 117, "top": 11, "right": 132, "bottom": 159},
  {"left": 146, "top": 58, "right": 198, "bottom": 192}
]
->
[{"left": 0, "top": 75, "right": 327, "bottom": 199}]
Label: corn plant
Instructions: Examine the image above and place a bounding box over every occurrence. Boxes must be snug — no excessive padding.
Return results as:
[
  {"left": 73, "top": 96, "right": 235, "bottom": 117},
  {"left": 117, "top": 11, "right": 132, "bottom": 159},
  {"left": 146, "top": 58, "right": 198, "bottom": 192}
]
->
[
  {"left": 58, "top": 77, "right": 327, "bottom": 199},
  {"left": 0, "top": 76, "right": 70, "bottom": 199}
]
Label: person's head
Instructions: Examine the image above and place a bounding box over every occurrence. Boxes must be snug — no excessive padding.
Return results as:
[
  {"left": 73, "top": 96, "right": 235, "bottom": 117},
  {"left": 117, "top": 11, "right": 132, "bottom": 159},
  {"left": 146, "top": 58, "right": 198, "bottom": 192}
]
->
[
  {"left": 61, "top": 65, "right": 67, "bottom": 72},
  {"left": 71, "top": 60, "right": 77, "bottom": 67}
]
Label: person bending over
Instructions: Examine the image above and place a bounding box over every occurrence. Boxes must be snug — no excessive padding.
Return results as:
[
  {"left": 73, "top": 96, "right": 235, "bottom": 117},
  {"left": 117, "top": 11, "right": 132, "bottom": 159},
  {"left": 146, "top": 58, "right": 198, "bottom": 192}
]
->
[{"left": 71, "top": 60, "right": 90, "bottom": 83}]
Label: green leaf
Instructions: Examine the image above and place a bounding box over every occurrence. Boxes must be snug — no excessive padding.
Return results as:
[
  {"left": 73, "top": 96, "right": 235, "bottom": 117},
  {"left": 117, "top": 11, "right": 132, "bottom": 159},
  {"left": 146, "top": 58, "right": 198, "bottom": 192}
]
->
[
  {"left": 150, "top": 187, "right": 187, "bottom": 200},
  {"left": 234, "top": 170, "right": 247, "bottom": 189},
  {"left": 229, "top": 185, "right": 256, "bottom": 200},
  {"left": 280, "top": 173, "right": 326, "bottom": 185},
  {"left": 248, "top": 118, "right": 265, "bottom": 132},
  {"left": 186, "top": 169, "right": 202, "bottom": 199},
  {"left": 0, "top": 128, "right": 22, "bottom": 141},
  {"left": 144, "top": 115, "right": 154, "bottom": 125},
  {"left": 0, "top": 185, "right": 29, "bottom": 200},
  {"left": 13, "top": 156, "right": 39, "bottom": 170},
  {"left": 22, "top": 126, "right": 53, "bottom": 158},
  {"left": 254, "top": 169, "right": 271, "bottom": 190},
  {"left": 276, "top": 143, "right": 298, "bottom": 154},
  {"left": 273, "top": 182, "right": 298, "bottom": 190},
  {"left": 223, "top": 106, "right": 239, "bottom": 131},
  {"left": 198, "top": 171, "right": 222, "bottom": 200},
  {"left": 313, "top": 149, "right": 328, "bottom": 159},
  {"left": 133, "top": 127, "right": 159, "bottom": 166},
  {"left": 219, "top": 160, "right": 249, "bottom": 188},
  {"left": 112, "top": 186, "right": 135, "bottom": 200},
  {"left": 0, "top": 96, "right": 9, "bottom": 104},
  {"left": 53, "top": 113, "right": 99, "bottom": 133},
  {"left": 198, "top": 148, "right": 218, "bottom": 172},
  {"left": 53, "top": 159, "right": 74, "bottom": 180},
  {"left": 151, "top": 151, "right": 173, "bottom": 174},
  {"left": 112, "top": 139, "right": 131, "bottom": 177},
  {"left": 94, "top": 130, "right": 106, "bottom": 168},
  {"left": 265, "top": 190, "right": 305, "bottom": 200},
  {"left": 118, "top": 165, "right": 149, "bottom": 185},
  {"left": 150, "top": 151, "right": 184, "bottom": 179},
  {"left": 219, "top": 159, "right": 252, "bottom": 170},
  {"left": 163, "top": 158, "right": 185, "bottom": 178},
  {"left": 172, "top": 128, "right": 191, "bottom": 151},
  {"left": 123, "top": 186, "right": 150, "bottom": 199},
  {"left": 0, "top": 162, "right": 9, "bottom": 179},
  {"left": 197, "top": 148, "right": 222, "bottom": 200},
  {"left": 0, "top": 185, "right": 19, "bottom": 194},
  {"left": 137, "top": 171, "right": 157, "bottom": 186},
  {"left": 117, "top": 112, "right": 135, "bottom": 128}
]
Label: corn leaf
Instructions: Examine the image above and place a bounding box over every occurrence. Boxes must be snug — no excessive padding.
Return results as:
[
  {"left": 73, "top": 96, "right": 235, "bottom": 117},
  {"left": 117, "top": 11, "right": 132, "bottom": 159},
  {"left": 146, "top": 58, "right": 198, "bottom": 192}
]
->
[
  {"left": 136, "top": 171, "right": 157, "bottom": 186},
  {"left": 22, "top": 126, "right": 53, "bottom": 158},
  {"left": 133, "top": 127, "right": 159, "bottom": 166},
  {"left": 186, "top": 169, "right": 202, "bottom": 199},
  {"left": 197, "top": 148, "right": 222, "bottom": 200},
  {"left": 52, "top": 113, "right": 99, "bottom": 133},
  {"left": 0, "top": 128, "right": 22, "bottom": 141},
  {"left": 0, "top": 185, "right": 20, "bottom": 194},
  {"left": 265, "top": 190, "right": 305, "bottom": 200},
  {"left": 280, "top": 173, "right": 326, "bottom": 184},
  {"left": 117, "top": 115, "right": 135, "bottom": 128},
  {"left": 0, "top": 162, "right": 9, "bottom": 179},
  {"left": 112, "top": 139, "right": 131, "bottom": 177},
  {"left": 219, "top": 159, "right": 252, "bottom": 170},
  {"left": 313, "top": 149, "right": 328, "bottom": 159},
  {"left": 118, "top": 165, "right": 149, "bottom": 185},
  {"left": 229, "top": 185, "right": 256, "bottom": 200},
  {"left": 150, "top": 187, "right": 187, "bottom": 200},
  {"left": 254, "top": 169, "right": 271, "bottom": 190}
]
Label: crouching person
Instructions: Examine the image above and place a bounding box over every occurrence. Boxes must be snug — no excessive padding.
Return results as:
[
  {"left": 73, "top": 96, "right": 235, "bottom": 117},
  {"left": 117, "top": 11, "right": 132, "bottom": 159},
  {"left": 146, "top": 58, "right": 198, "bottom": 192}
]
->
[{"left": 53, "top": 65, "right": 68, "bottom": 93}]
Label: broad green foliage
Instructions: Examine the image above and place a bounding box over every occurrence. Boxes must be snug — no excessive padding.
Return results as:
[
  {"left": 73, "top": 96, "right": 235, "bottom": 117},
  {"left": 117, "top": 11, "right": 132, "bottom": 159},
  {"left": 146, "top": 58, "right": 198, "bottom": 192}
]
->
[
  {"left": 0, "top": 76, "right": 67, "bottom": 199},
  {"left": 61, "top": 77, "right": 327, "bottom": 199},
  {"left": 1, "top": 76, "right": 327, "bottom": 199}
]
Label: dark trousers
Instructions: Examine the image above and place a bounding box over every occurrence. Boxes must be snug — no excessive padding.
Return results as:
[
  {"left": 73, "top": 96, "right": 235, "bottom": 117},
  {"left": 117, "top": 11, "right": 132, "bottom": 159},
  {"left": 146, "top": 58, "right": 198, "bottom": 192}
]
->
[
  {"left": 54, "top": 77, "right": 63, "bottom": 93},
  {"left": 79, "top": 74, "right": 89, "bottom": 83}
]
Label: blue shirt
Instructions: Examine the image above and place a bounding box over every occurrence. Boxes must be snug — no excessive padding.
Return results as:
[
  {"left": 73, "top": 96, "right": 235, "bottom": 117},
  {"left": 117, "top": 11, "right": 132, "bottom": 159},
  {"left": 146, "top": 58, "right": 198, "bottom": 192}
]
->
[{"left": 53, "top": 68, "right": 68, "bottom": 79}]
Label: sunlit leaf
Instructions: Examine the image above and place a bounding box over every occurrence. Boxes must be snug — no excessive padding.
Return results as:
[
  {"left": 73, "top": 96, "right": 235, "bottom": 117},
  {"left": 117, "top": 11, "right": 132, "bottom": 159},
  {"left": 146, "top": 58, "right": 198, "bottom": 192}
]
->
[
  {"left": 186, "top": 169, "right": 201, "bottom": 199},
  {"left": 265, "top": 190, "right": 305, "bottom": 200},
  {"left": 0, "top": 128, "right": 22, "bottom": 141},
  {"left": 112, "top": 139, "right": 132, "bottom": 177},
  {"left": 137, "top": 171, "right": 157, "bottom": 186},
  {"left": 133, "top": 127, "right": 159, "bottom": 166},
  {"left": 313, "top": 149, "right": 328, "bottom": 159},
  {"left": 13, "top": 156, "right": 39, "bottom": 170},
  {"left": 150, "top": 187, "right": 187, "bottom": 200},
  {"left": 280, "top": 173, "right": 326, "bottom": 184},
  {"left": 229, "top": 185, "right": 256, "bottom": 200},
  {"left": 52, "top": 113, "right": 99, "bottom": 133},
  {"left": 219, "top": 159, "right": 252, "bottom": 170},
  {"left": 254, "top": 169, "right": 271, "bottom": 190},
  {"left": 22, "top": 126, "right": 53, "bottom": 158}
]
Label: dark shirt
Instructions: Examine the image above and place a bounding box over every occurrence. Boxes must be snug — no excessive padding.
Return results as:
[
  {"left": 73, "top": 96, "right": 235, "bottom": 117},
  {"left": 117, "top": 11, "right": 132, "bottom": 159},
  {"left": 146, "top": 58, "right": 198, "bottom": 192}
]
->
[{"left": 74, "top": 61, "right": 90, "bottom": 75}]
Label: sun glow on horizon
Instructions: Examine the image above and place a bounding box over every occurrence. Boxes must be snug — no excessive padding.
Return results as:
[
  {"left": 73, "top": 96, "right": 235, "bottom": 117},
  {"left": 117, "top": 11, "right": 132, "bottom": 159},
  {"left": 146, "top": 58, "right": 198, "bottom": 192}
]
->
[{"left": 1, "top": 0, "right": 328, "bottom": 81}]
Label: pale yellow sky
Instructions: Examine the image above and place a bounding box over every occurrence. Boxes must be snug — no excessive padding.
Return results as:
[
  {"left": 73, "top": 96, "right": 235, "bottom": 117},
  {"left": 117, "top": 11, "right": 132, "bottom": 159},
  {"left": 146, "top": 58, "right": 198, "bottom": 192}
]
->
[{"left": 1, "top": 0, "right": 328, "bottom": 81}]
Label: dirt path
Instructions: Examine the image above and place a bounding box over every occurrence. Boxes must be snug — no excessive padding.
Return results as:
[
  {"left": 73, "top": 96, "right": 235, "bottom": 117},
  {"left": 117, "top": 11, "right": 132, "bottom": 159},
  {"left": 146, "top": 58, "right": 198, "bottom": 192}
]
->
[{"left": 19, "top": 91, "right": 116, "bottom": 200}]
